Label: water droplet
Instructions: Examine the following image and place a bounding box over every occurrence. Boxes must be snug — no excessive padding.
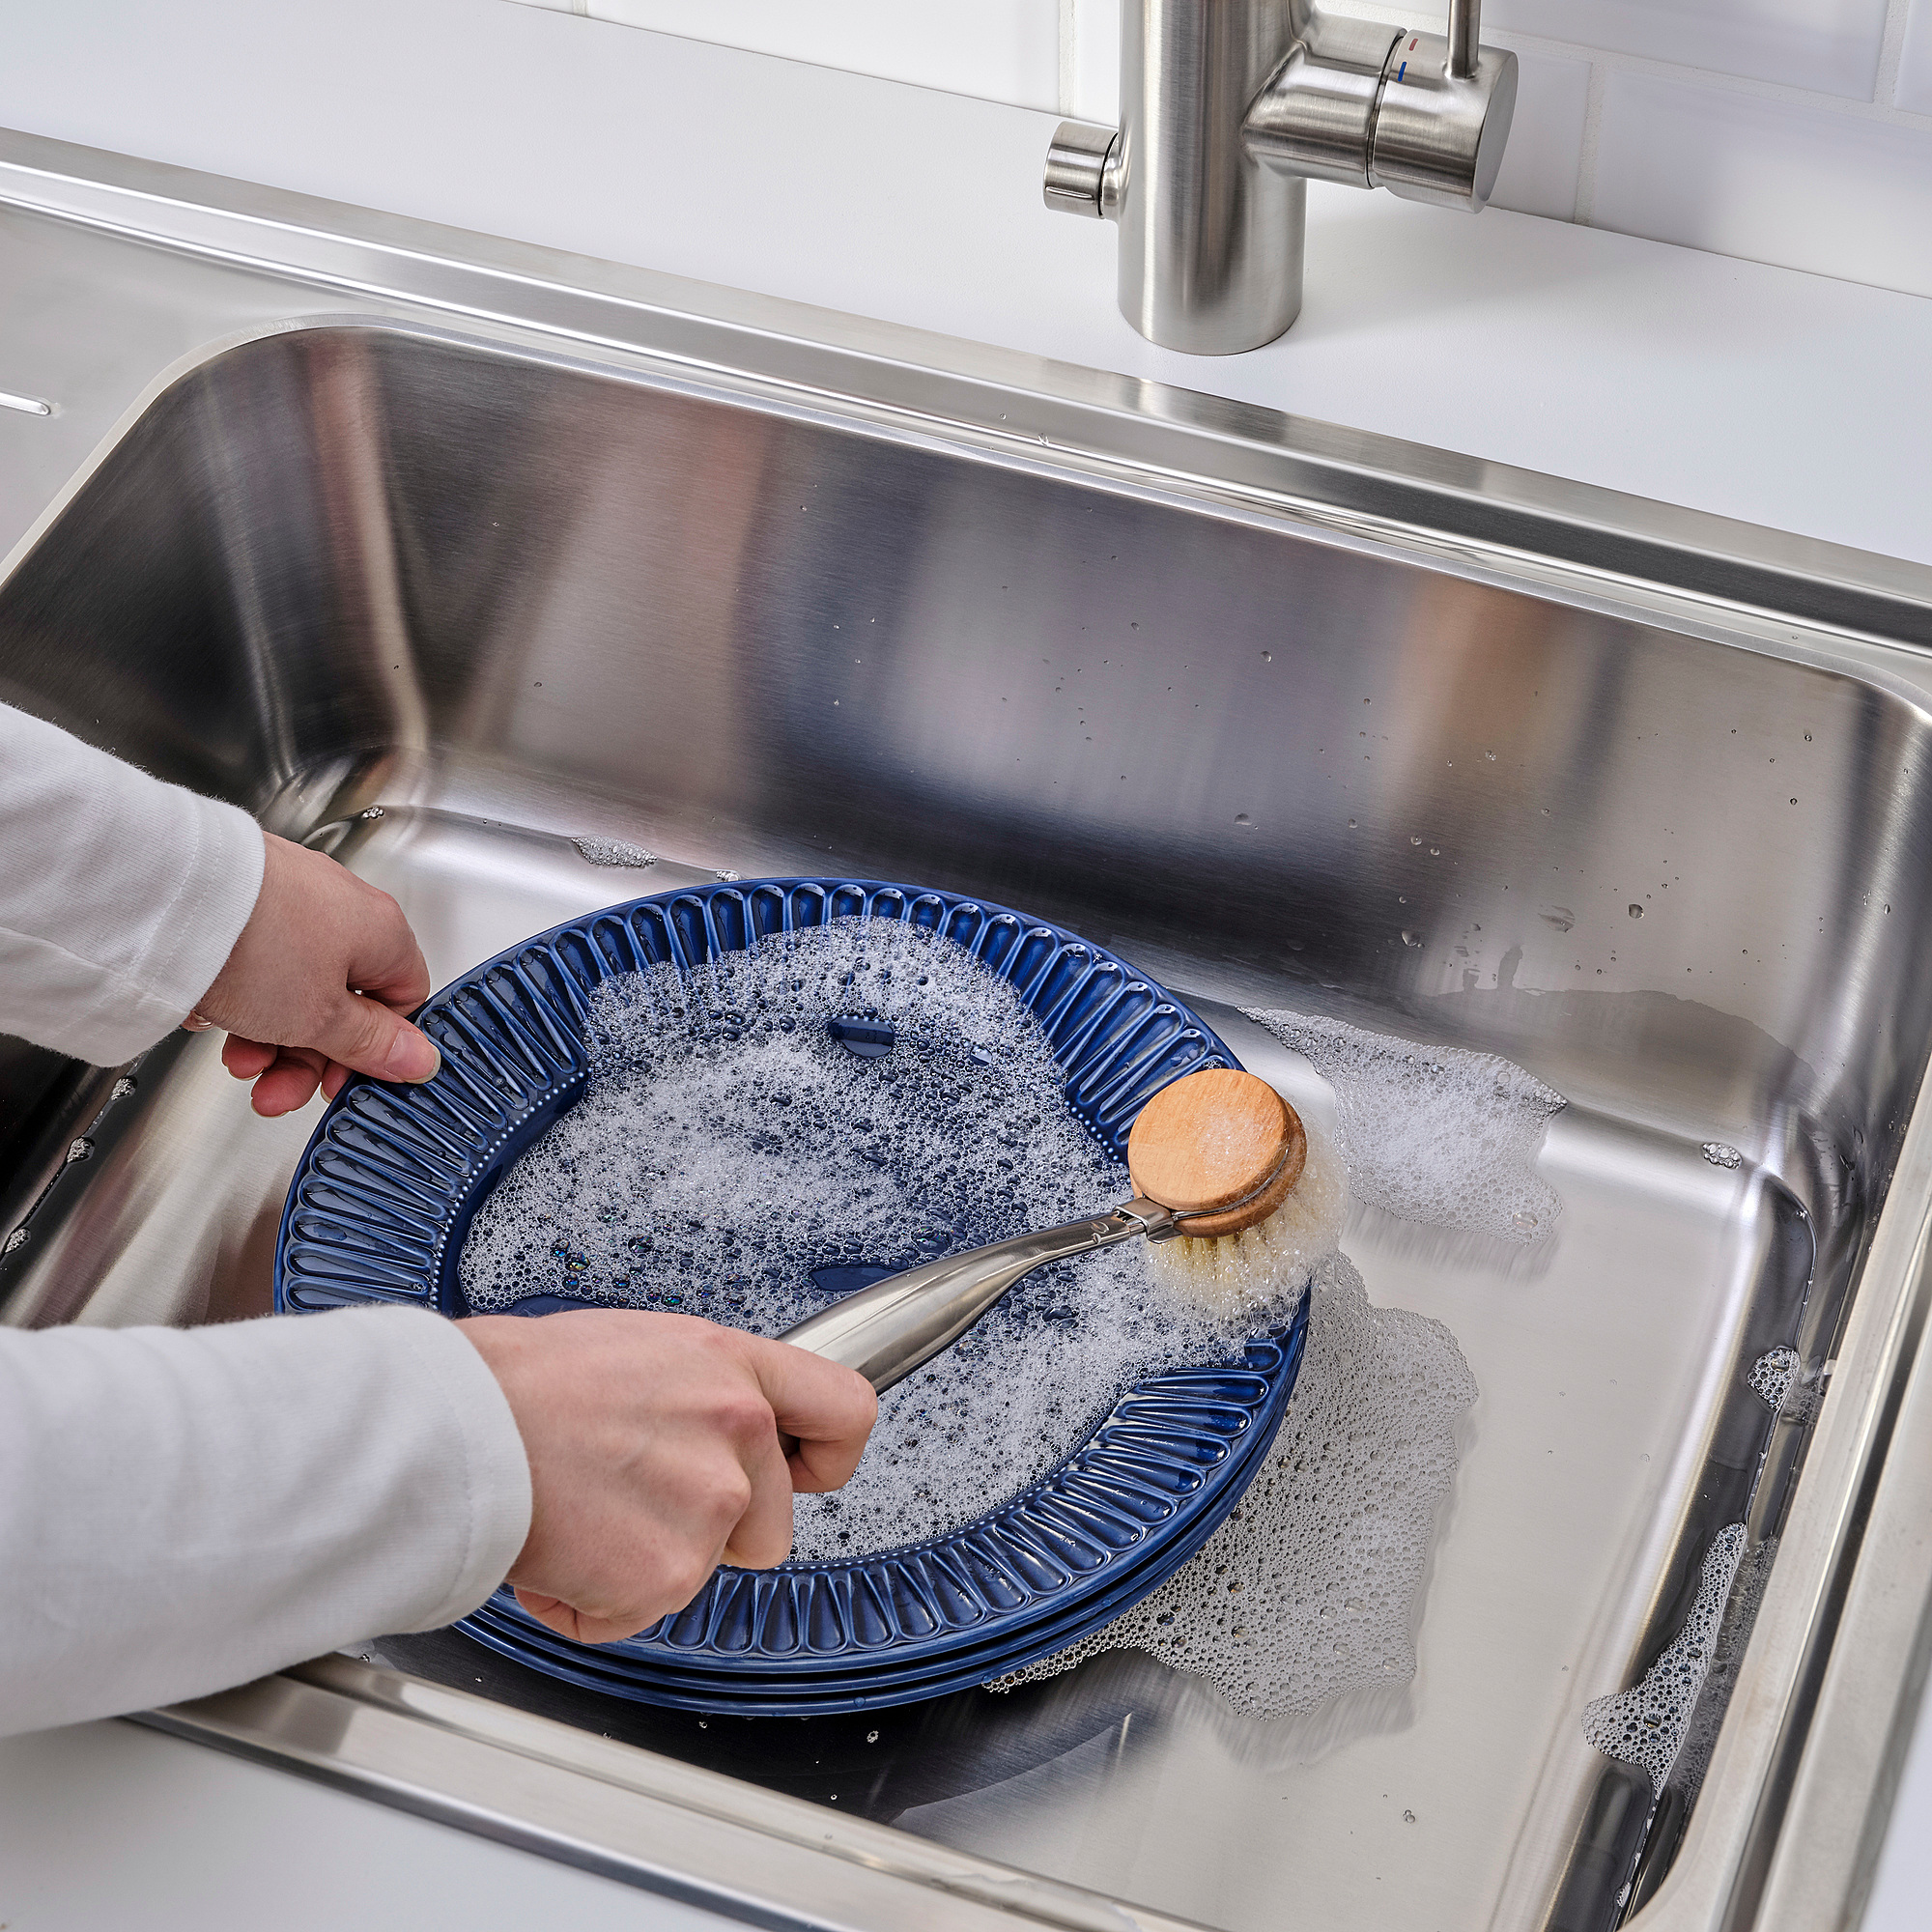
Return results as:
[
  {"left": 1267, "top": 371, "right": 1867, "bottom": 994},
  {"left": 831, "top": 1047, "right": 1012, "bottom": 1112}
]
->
[
  {"left": 1410, "top": 835, "right": 1423, "bottom": 845},
  {"left": 1429, "top": 846, "right": 1440, "bottom": 857},
  {"left": 111, "top": 1076, "right": 137, "bottom": 1101},
  {"left": 1486, "top": 750, "right": 1496, "bottom": 761},
  {"left": 1261, "top": 650, "right": 1272, "bottom": 662},
  {"left": 357, "top": 804, "right": 385, "bottom": 821},
  {"left": 866, "top": 1729, "right": 879, "bottom": 1743},
  {"left": 3, "top": 1227, "right": 28, "bottom": 1254},
  {"left": 65, "top": 1137, "right": 94, "bottom": 1164},
  {"left": 1702, "top": 1142, "right": 1744, "bottom": 1170},
  {"left": 1804, "top": 731, "right": 1812, "bottom": 741},
  {"left": 717, "top": 870, "right": 740, "bottom": 882},
  {"left": 1402, "top": 930, "right": 1423, "bottom": 948},
  {"left": 1348, "top": 818, "right": 1357, "bottom": 828},
  {"left": 1235, "top": 813, "right": 1252, "bottom": 827},
  {"left": 1629, "top": 904, "right": 1644, "bottom": 919}
]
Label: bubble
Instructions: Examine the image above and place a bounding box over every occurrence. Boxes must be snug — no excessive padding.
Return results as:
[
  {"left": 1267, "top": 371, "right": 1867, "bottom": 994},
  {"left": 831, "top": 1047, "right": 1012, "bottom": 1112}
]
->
[
  {"left": 1748, "top": 1345, "right": 1800, "bottom": 1411},
  {"left": 1243, "top": 1010, "right": 1565, "bottom": 1242},
  {"left": 1583, "top": 1523, "right": 1747, "bottom": 1793},
  {"left": 992, "top": 1253, "right": 1477, "bottom": 1724},
  {"left": 1702, "top": 1142, "right": 1744, "bottom": 1170},
  {"left": 572, "top": 836, "right": 658, "bottom": 869}
]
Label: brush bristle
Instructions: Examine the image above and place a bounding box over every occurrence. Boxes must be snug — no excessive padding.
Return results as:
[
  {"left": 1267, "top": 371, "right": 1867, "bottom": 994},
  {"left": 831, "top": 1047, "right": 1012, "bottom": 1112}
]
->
[{"left": 1148, "top": 1122, "right": 1348, "bottom": 1319}]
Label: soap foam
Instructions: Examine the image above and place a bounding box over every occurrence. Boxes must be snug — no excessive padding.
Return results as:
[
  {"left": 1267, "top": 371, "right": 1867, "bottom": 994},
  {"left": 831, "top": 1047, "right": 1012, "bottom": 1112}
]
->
[
  {"left": 1582, "top": 1522, "right": 1747, "bottom": 1794},
  {"left": 1748, "top": 1346, "right": 1800, "bottom": 1412},
  {"left": 1672, "top": 1535, "right": 1776, "bottom": 1803},
  {"left": 991, "top": 1250, "right": 1477, "bottom": 1723},
  {"left": 573, "top": 836, "right": 659, "bottom": 868},
  {"left": 460, "top": 920, "right": 1279, "bottom": 1557},
  {"left": 1243, "top": 1009, "right": 1565, "bottom": 1241}
]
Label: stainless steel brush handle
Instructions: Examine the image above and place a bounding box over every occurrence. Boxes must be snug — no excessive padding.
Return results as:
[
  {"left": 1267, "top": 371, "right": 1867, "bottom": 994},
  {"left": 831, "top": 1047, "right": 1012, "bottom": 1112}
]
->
[{"left": 781, "top": 1200, "right": 1175, "bottom": 1393}]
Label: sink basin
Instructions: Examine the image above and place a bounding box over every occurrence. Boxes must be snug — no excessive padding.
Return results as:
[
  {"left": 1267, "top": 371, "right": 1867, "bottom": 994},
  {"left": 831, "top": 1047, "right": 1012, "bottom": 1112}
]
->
[{"left": 3, "top": 200, "right": 1932, "bottom": 1932}]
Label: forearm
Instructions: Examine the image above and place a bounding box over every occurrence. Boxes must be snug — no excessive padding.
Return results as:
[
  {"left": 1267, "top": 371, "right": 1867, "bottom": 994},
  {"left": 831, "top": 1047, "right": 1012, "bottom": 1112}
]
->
[
  {"left": 0, "top": 701, "right": 263, "bottom": 1065},
  {"left": 0, "top": 1306, "right": 531, "bottom": 1736}
]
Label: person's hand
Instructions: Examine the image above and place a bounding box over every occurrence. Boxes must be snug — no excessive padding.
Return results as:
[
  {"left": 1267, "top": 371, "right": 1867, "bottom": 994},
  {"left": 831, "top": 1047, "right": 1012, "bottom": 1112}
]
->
[
  {"left": 192, "top": 832, "right": 440, "bottom": 1118},
  {"left": 459, "top": 1310, "right": 878, "bottom": 1644}
]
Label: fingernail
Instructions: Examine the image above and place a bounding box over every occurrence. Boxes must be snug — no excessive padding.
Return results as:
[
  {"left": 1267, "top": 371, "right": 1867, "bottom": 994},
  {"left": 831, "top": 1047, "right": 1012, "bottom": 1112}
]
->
[{"left": 384, "top": 1028, "right": 440, "bottom": 1083}]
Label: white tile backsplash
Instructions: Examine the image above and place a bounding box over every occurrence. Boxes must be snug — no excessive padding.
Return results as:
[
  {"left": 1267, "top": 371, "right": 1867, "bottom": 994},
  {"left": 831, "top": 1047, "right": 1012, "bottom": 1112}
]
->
[
  {"left": 1594, "top": 70, "right": 1932, "bottom": 297},
  {"left": 1485, "top": 0, "right": 1890, "bottom": 100},
  {"left": 1488, "top": 48, "right": 1594, "bottom": 220},
  {"left": 575, "top": 0, "right": 1059, "bottom": 111},
  {"left": 513, "top": 0, "right": 1932, "bottom": 305},
  {"left": 1900, "top": 0, "right": 1932, "bottom": 115},
  {"left": 1066, "top": 0, "right": 1121, "bottom": 123}
]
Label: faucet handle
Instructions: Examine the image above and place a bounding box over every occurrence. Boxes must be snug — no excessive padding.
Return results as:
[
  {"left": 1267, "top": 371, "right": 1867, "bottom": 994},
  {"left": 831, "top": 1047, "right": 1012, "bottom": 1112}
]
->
[
  {"left": 1043, "top": 119, "right": 1122, "bottom": 220},
  {"left": 1371, "top": 11, "right": 1519, "bottom": 212}
]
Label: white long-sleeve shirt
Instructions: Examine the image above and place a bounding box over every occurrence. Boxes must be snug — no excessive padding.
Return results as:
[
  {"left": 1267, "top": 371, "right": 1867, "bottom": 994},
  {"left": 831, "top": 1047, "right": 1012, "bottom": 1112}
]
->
[{"left": 0, "top": 702, "right": 532, "bottom": 1735}]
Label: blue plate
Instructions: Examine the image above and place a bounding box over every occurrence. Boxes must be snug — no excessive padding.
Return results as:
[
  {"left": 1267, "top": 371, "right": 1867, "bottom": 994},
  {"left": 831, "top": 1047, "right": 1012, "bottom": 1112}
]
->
[{"left": 275, "top": 878, "right": 1308, "bottom": 1712}]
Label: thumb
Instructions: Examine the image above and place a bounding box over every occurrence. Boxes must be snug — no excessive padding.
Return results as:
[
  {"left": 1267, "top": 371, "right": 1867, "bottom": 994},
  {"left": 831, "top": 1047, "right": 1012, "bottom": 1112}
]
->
[{"left": 314, "top": 992, "right": 441, "bottom": 1085}]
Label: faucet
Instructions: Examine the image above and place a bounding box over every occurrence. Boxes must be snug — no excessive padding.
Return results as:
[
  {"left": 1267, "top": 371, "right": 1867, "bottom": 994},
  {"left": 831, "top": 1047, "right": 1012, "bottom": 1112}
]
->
[{"left": 1043, "top": 0, "right": 1518, "bottom": 354}]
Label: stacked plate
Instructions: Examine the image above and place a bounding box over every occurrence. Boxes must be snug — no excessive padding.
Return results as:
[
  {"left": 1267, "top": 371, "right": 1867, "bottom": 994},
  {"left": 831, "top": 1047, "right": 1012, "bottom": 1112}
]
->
[{"left": 276, "top": 877, "right": 1308, "bottom": 1714}]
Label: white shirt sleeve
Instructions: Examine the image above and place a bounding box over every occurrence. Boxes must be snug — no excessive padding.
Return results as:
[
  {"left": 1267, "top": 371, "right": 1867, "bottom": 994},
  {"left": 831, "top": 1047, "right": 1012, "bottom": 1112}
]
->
[
  {"left": 0, "top": 1305, "right": 533, "bottom": 1737},
  {"left": 0, "top": 700, "right": 536, "bottom": 1732},
  {"left": 0, "top": 700, "right": 265, "bottom": 1065}
]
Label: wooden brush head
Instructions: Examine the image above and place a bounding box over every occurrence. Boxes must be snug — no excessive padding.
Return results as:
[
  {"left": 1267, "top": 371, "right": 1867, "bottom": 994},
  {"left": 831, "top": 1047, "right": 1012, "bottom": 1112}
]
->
[{"left": 1126, "top": 1068, "right": 1308, "bottom": 1238}]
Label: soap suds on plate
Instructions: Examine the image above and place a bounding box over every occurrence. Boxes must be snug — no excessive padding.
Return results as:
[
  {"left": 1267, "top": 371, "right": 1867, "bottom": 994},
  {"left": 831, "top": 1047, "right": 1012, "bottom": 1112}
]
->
[{"left": 460, "top": 920, "right": 1268, "bottom": 1557}]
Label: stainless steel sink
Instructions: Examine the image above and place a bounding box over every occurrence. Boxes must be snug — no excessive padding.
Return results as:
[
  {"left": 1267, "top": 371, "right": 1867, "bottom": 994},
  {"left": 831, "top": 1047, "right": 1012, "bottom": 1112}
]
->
[{"left": 4, "top": 132, "right": 1932, "bottom": 1932}]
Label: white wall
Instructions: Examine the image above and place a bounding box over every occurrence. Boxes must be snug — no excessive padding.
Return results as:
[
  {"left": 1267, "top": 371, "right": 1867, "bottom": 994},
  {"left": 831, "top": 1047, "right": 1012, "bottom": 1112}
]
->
[{"left": 513, "top": 0, "right": 1932, "bottom": 300}]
